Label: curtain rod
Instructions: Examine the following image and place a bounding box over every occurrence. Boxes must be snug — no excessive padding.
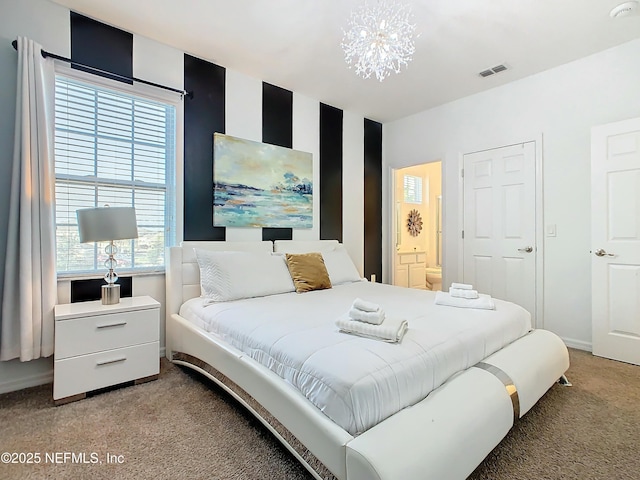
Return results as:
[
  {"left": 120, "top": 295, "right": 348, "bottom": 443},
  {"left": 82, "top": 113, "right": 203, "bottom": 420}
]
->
[{"left": 11, "top": 40, "right": 192, "bottom": 98}]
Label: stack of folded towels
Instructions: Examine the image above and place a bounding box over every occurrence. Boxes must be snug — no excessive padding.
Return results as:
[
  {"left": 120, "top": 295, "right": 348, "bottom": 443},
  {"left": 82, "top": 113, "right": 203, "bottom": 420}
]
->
[
  {"left": 435, "top": 282, "right": 495, "bottom": 310},
  {"left": 449, "top": 282, "right": 480, "bottom": 299},
  {"left": 335, "top": 298, "right": 408, "bottom": 343}
]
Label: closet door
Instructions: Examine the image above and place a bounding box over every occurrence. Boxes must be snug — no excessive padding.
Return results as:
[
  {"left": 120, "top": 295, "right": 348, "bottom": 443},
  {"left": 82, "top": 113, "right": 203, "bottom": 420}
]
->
[
  {"left": 591, "top": 117, "right": 640, "bottom": 365},
  {"left": 463, "top": 142, "right": 537, "bottom": 318}
]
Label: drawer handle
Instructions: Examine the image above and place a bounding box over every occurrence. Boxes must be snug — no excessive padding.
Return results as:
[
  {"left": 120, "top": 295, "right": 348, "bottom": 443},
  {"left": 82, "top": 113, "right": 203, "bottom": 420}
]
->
[
  {"left": 96, "top": 321, "right": 127, "bottom": 329},
  {"left": 96, "top": 356, "right": 126, "bottom": 366}
]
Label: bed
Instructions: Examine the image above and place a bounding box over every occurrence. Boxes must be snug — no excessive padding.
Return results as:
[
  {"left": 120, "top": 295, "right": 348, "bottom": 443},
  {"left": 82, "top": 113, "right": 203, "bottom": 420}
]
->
[{"left": 166, "top": 240, "right": 569, "bottom": 480}]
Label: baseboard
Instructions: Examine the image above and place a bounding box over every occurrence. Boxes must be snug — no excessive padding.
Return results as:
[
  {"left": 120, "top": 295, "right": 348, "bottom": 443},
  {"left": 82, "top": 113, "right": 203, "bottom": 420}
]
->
[
  {"left": 1, "top": 349, "right": 167, "bottom": 395},
  {"left": 0, "top": 371, "right": 53, "bottom": 395},
  {"left": 160, "top": 346, "right": 166, "bottom": 358},
  {"left": 561, "top": 337, "right": 592, "bottom": 352}
]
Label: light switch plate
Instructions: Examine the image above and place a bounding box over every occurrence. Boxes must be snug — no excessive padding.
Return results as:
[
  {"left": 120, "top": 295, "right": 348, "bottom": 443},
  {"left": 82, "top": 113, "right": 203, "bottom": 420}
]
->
[{"left": 546, "top": 224, "right": 557, "bottom": 237}]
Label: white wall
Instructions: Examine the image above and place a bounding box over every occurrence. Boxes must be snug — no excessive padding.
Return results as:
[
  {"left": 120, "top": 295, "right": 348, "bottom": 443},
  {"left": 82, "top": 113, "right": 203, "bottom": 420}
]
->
[
  {"left": 343, "top": 111, "right": 365, "bottom": 275},
  {"left": 292, "top": 93, "right": 321, "bottom": 242},
  {"left": 0, "top": 0, "right": 368, "bottom": 393},
  {"left": 384, "top": 39, "right": 640, "bottom": 350}
]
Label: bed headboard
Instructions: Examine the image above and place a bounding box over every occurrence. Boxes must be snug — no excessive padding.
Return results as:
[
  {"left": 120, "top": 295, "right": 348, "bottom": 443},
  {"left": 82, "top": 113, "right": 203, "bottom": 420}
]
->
[
  {"left": 165, "top": 241, "right": 273, "bottom": 319},
  {"left": 273, "top": 239, "right": 339, "bottom": 253},
  {"left": 166, "top": 239, "right": 342, "bottom": 321}
]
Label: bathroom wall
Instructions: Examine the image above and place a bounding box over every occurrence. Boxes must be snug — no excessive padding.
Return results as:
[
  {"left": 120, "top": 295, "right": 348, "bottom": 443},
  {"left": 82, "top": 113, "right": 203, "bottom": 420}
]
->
[
  {"left": 423, "top": 162, "right": 442, "bottom": 268},
  {"left": 395, "top": 162, "right": 441, "bottom": 264},
  {"left": 396, "top": 164, "right": 426, "bottom": 253}
]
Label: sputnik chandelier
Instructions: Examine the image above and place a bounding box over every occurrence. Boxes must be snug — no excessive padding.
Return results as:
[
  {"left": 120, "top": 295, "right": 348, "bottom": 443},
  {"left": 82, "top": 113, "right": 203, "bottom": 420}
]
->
[{"left": 341, "top": 0, "right": 417, "bottom": 82}]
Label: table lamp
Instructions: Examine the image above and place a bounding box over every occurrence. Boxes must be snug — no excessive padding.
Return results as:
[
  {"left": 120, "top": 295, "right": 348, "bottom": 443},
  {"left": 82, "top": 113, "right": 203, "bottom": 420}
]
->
[{"left": 76, "top": 206, "right": 138, "bottom": 305}]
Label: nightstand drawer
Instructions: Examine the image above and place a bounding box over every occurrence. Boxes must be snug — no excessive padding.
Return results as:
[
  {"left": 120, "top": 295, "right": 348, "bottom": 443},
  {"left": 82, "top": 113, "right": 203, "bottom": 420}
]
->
[
  {"left": 55, "top": 308, "right": 159, "bottom": 359},
  {"left": 53, "top": 342, "right": 159, "bottom": 400}
]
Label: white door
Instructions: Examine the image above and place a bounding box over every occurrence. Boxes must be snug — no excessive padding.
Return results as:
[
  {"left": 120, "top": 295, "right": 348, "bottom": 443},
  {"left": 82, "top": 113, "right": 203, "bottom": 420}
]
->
[
  {"left": 463, "top": 142, "right": 537, "bottom": 318},
  {"left": 591, "top": 117, "right": 640, "bottom": 365}
]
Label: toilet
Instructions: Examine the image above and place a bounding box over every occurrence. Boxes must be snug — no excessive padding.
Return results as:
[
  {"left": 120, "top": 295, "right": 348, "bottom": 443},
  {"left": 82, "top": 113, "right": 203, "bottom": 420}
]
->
[{"left": 425, "top": 266, "right": 442, "bottom": 291}]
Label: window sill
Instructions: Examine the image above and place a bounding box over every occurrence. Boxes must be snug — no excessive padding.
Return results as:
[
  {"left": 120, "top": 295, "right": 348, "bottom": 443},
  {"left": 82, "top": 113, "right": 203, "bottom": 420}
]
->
[{"left": 57, "top": 269, "right": 165, "bottom": 282}]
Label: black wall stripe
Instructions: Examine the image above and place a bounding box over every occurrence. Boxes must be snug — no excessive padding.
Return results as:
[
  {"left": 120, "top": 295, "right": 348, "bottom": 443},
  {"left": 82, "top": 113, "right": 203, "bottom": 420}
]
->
[
  {"left": 319, "top": 103, "right": 343, "bottom": 242},
  {"left": 261, "top": 82, "right": 293, "bottom": 242},
  {"left": 184, "top": 54, "right": 226, "bottom": 241},
  {"left": 71, "top": 277, "right": 132, "bottom": 303},
  {"left": 364, "top": 118, "right": 382, "bottom": 281},
  {"left": 70, "top": 12, "right": 132, "bottom": 84},
  {"left": 68, "top": 15, "right": 135, "bottom": 298},
  {"left": 262, "top": 82, "right": 293, "bottom": 148},
  {"left": 262, "top": 228, "right": 292, "bottom": 242}
]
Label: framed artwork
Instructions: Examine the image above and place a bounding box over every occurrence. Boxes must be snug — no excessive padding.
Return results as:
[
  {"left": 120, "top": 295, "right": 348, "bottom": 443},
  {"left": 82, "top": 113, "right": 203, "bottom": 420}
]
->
[{"left": 213, "top": 133, "right": 313, "bottom": 228}]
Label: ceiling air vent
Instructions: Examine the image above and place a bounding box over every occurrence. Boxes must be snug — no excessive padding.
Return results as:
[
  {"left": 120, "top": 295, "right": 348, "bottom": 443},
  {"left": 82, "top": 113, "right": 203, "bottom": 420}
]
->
[{"left": 479, "top": 64, "right": 508, "bottom": 78}]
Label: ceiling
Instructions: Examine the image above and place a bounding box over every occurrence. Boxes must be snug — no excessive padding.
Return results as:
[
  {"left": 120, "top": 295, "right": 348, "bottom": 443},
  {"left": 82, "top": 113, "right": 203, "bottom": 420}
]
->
[{"left": 51, "top": 0, "right": 640, "bottom": 123}]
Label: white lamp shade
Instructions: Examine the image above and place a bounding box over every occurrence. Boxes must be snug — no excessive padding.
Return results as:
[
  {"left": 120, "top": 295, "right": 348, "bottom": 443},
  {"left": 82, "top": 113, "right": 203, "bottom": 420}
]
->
[{"left": 76, "top": 207, "right": 139, "bottom": 243}]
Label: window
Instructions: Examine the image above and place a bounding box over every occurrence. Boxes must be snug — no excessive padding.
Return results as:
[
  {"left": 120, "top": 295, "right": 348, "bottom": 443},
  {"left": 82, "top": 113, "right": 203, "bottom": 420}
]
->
[
  {"left": 403, "top": 175, "right": 423, "bottom": 204},
  {"left": 54, "top": 75, "right": 176, "bottom": 275}
]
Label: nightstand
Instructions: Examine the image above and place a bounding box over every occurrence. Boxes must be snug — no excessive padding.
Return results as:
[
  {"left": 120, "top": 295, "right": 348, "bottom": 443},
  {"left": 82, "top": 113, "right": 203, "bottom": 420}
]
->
[{"left": 53, "top": 295, "right": 160, "bottom": 405}]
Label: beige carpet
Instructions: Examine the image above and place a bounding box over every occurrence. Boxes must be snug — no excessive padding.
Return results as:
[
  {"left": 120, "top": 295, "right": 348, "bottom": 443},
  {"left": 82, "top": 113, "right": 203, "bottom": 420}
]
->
[{"left": 0, "top": 349, "right": 638, "bottom": 480}]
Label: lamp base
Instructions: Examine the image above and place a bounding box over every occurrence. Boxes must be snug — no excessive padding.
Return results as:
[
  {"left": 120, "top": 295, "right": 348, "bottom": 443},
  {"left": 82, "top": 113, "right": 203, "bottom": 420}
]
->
[{"left": 101, "top": 284, "right": 120, "bottom": 305}]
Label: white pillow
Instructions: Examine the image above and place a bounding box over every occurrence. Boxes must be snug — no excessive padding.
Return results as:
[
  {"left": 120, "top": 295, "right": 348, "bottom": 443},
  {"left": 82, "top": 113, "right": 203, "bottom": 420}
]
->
[
  {"left": 321, "top": 247, "right": 362, "bottom": 285},
  {"left": 195, "top": 249, "right": 295, "bottom": 302}
]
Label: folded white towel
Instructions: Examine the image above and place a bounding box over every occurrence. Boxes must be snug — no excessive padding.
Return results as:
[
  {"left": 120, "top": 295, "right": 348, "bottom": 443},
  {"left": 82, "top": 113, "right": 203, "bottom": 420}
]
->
[
  {"left": 435, "top": 291, "right": 495, "bottom": 310},
  {"left": 451, "top": 282, "right": 474, "bottom": 290},
  {"left": 449, "top": 287, "right": 479, "bottom": 299},
  {"left": 348, "top": 307, "right": 385, "bottom": 325},
  {"left": 352, "top": 298, "right": 380, "bottom": 313},
  {"left": 336, "top": 316, "right": 408, "bottom": 343}
]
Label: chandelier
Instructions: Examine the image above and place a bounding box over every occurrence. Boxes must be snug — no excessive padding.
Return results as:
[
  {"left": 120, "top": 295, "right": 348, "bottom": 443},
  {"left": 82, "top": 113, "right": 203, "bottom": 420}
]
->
[{"left": 341, "top": 0, "right": 417, "bottom": 82}]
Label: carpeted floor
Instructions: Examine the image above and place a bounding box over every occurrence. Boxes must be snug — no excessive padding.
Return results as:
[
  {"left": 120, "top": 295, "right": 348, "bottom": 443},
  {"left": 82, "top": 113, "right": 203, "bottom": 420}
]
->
[{"left": 0, "top": 348, "right": 637, "bottom": 480}]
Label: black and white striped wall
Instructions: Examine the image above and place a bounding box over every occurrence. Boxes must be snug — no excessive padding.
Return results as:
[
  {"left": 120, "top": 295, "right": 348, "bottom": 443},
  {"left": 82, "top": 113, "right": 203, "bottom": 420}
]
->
[
  {"left": 69, "top": 12, "right": 383, "bottom": 281},
  {"left": 0, "top": 0, "right": 382, "bottom": 389}
]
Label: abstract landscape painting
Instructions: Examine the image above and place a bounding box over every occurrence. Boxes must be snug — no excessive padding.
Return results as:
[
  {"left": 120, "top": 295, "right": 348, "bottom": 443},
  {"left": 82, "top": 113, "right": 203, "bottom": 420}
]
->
[{"left": 213, "top": 133, "right": 313, "bottom": 228}]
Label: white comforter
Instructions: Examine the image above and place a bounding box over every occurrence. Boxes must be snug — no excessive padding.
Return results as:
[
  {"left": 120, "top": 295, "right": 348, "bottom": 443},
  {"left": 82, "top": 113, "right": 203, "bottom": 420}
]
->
[{"left": 179, "top": 281, "right": 531, "bottom": 435}]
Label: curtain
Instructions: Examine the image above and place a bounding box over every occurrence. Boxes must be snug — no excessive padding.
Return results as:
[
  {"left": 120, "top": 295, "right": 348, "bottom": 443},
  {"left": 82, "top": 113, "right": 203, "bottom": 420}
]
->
[{"left": 0, "top": 37, "right": 57, "bottom": 362}]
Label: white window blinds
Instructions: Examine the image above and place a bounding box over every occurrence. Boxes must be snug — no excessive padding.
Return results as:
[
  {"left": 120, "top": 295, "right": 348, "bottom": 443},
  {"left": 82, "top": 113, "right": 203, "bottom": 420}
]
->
[
  {"left": 403, "top": 175, "right": 423, "bottom": 204},
  {"left": 54, "top": 75, "right": 176, "bottom": 274}
]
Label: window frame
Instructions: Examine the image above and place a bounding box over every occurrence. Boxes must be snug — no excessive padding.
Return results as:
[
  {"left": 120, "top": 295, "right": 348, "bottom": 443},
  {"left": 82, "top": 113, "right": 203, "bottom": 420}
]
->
[
  {"left": 53, "top": 63, "right": 183, "bottom": 279},
  {"left": 403, "top": 174, "right": 423, "bottom": 205}
]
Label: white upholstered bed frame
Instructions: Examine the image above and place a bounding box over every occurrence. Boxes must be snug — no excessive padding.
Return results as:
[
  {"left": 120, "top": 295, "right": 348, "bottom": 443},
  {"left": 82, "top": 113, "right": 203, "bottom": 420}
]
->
[{"left": 166, "top": 240, "right": 570, "bottom": 480}]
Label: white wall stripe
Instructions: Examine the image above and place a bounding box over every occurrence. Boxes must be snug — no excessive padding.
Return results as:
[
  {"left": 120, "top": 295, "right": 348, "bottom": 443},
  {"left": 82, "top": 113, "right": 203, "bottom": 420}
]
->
[
  {"left": 292, "top": 92, "right": 321, "bottom": 241},
  {"left": 224, "top": 69, "right": 263, "bottom": 242},
  {"left": 342, "top": 110, "right": 365, "bottom": 275}
]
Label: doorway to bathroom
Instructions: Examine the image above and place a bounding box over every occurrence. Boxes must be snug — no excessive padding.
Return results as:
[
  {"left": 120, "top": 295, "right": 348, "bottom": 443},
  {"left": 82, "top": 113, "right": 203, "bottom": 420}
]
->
[{"left": 391, "top": 161, "right": 442, "bottom": 291}]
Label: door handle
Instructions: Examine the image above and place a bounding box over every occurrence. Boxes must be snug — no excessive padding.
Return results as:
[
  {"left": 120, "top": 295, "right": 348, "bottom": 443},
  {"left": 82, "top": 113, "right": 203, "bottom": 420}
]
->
[
  {"left": 518, "top": 246, "right": 533, "bottom": 253},
  {"left": 594, "top": 248, "right": 615, "bottom": 257}
]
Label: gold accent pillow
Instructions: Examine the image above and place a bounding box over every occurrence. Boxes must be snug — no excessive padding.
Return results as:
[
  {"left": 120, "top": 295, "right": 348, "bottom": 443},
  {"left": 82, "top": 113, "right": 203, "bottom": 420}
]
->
[{"left": 285, "top": 252, "right": 332, "bottom": 293}]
